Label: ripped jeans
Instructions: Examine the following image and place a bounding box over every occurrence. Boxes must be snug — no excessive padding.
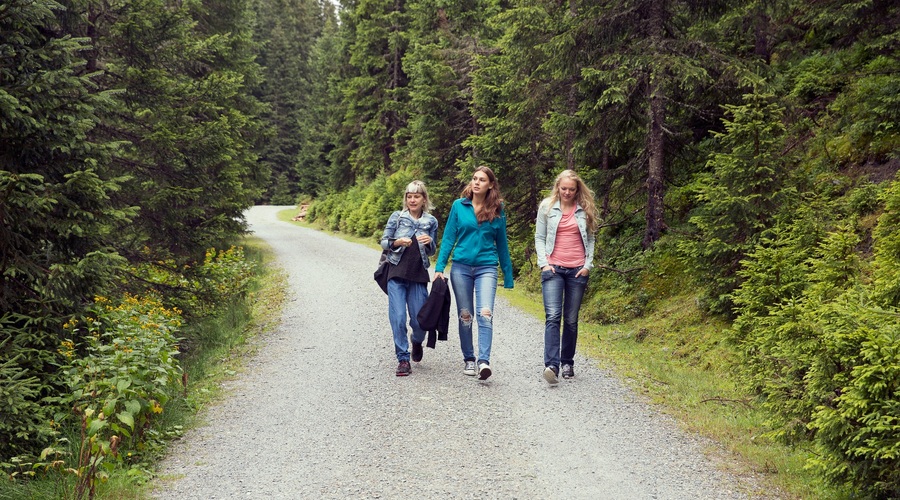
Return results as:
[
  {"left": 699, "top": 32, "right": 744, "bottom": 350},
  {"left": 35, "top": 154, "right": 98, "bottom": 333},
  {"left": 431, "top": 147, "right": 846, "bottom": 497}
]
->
[{"left": 449, "top": 263, "right": 498, "bottom": 364}]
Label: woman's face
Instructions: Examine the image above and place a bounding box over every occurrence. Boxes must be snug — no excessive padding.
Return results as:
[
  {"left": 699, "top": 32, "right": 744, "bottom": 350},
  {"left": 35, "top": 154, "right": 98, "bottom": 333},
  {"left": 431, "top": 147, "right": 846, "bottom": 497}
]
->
[
  {"left": 470, "top": 171, "right": 493, "bottom": 196},
  {"left": 406, "top": 192, "right": 424, "bottom": 213},
  {"left": 558, "top": 178, "right": 578, "bottom": 204}
]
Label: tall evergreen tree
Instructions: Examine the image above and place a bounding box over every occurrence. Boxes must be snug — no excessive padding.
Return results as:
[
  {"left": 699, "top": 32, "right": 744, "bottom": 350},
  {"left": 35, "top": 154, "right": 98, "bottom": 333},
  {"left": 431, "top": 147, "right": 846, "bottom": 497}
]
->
[
  {"left": 253, "top": 0, "right": 323, "bottom": 202},
  {"left": 0, "top": 0, "right": 130, "bottom": 456},
  {"left": 397, "top": 0, "right": 501, "bottom": 215},
  {"left": 296, "top": 2, "right": 346, "bottom": 195},
  {"left": 78, "top": 0, "right": 266, "bottom": 264},
  {"left": 577, "top": 0, "right": 735, "bottom": 249},
  {"left": 338, "top": 0, "right": 412, "bottom": 182}
]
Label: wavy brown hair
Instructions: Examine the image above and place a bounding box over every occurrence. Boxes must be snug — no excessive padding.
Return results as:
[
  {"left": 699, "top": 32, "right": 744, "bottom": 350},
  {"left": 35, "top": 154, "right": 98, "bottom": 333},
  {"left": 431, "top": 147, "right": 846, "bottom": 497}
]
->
[{"left": 461, "top": 165, "right": 504, "bottom": 222}]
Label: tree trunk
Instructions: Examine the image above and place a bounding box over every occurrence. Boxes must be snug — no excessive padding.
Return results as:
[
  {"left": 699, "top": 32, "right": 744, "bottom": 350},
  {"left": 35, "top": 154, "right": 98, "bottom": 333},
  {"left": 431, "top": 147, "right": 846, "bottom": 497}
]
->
[{"left": 643, "top": 0, "right": 666, "bottom": 249}]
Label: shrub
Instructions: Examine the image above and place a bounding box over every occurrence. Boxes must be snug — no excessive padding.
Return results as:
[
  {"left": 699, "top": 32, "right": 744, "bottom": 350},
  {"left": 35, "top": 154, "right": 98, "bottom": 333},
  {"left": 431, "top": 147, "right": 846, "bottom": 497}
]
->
[{"left": 45, "top": 294, "right": 183, "bottom": 495}]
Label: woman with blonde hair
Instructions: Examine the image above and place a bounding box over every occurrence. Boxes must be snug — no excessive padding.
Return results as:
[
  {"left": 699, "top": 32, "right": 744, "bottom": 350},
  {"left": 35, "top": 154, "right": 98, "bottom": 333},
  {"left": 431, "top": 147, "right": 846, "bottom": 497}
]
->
[
  {"left": 434, "top": 166, "right": 514, "bottom": 380},
  {"left": 534, "top": 169, "right": 598, "bottom": 384}
]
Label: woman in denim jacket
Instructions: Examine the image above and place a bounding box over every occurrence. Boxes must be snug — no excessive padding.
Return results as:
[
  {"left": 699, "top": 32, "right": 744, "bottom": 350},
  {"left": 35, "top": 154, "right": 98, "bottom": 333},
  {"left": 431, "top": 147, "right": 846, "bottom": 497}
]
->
[
  {"left": 380, "top": 181, "right": 439, "bottom": 377},
  {"left": 534, "top": 170, "right": 598, "bottom": 384}
]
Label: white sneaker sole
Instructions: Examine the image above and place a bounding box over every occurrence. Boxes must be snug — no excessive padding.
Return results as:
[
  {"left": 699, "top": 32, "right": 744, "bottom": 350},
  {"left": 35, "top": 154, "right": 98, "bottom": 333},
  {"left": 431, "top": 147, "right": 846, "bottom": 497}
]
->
[{"left": 543, "top": 367, "right": 559, "bottom": 385}]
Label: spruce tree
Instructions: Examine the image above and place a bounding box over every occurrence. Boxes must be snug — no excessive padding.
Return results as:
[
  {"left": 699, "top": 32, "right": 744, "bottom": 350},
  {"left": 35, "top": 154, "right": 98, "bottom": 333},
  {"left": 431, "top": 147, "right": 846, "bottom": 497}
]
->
[{"left": 0, "top": 0, "right": 129, "bottom": 457}]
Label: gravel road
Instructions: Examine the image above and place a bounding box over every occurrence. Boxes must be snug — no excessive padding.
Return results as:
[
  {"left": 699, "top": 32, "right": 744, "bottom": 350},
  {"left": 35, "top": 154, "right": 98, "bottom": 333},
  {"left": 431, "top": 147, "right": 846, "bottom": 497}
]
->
[{"left": 152, "top": 205, "right": 771, "bottom": 500}]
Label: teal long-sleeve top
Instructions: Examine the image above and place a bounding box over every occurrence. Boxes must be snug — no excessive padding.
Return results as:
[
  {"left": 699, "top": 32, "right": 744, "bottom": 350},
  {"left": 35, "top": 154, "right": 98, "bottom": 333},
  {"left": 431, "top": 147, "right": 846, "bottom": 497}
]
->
[{"left": 435, "top": 197, "right": 515, "bottom": 288}]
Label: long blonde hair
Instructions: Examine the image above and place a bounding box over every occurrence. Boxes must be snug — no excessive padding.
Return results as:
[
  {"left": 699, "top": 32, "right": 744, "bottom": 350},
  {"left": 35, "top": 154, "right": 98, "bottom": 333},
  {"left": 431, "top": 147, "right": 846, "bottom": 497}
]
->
[
  {"left": 461, "top": 165, "right": 503, "bottom": 222},
  {"left": 543, "top": 169, "right": 599, "bottom": 233}
]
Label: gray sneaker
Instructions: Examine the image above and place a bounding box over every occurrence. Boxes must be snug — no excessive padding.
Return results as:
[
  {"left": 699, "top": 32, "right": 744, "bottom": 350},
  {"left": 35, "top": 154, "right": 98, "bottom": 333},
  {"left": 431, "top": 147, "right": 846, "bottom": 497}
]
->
[
  {"left": 561, "top": 364, "right": 575, "bottom": 379},
  {"left": 463, "top": 360, "right": 477, "bottom": 376},
  {"left": 543, "top": 366, "right": 559, "bottom": 385}
]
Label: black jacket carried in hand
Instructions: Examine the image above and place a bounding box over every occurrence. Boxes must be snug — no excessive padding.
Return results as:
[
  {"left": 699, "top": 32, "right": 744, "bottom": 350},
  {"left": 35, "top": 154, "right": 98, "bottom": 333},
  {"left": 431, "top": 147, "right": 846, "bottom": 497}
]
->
[{"left": 417, "top": 277, "right": 450, "bottom": 348}]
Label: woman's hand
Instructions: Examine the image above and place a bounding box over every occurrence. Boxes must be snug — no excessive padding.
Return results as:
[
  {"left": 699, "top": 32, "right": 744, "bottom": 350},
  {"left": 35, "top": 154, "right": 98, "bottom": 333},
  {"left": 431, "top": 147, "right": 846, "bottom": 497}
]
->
[
  {"left": 541, "top": 265, "right": 554, "bottom": 273},
  {"left": 393, "top": 237, "right": 413, "bottom": 248},
  {"left": 416, "top": 234, "right": 432, "bottom": 245},
  {"left": 433, "top": 272, "right": 447, "bottom": 281},
  {"left": 576, "top": 268, "right": 590, "bottom": 278}
]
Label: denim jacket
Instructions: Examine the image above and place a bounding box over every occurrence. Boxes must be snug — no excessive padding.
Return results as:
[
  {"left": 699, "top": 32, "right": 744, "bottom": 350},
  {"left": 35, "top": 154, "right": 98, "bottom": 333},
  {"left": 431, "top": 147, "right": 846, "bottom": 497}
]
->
[
  {"left": 534, "top": 199, "right": 595, "bottom": 270},
  {"left": 380, "top": 210, "right": 438, "bottom": 270}
]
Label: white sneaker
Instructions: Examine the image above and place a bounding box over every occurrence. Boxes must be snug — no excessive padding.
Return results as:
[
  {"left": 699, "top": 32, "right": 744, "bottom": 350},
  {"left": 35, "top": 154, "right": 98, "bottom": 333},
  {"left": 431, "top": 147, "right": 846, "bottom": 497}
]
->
[
  {"left": 463, "top": 360, "right": 477, "bottom": 376},
  {"left": 477, "top": 362, "right": 492, "bottom": 380},
  {"left": 543, "top": 366, "right": 559, "bottom": 385}
]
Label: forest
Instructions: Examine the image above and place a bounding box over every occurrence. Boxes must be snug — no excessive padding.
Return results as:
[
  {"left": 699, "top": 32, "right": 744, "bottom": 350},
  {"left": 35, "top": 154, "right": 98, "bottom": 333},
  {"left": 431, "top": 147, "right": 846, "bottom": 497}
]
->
[{"left": 2, "top": 0, "right": 898, "bottom": 497}]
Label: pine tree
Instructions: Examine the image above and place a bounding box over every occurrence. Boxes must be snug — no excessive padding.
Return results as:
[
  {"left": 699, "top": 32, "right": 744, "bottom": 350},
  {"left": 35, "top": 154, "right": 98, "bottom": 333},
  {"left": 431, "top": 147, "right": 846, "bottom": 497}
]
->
[
  {"left": 0, "top": 0, "right": 130, "bottom": 456},
  {"left": 80, "top": 0, "right": 266, "bottom": 264},
  {"left": 253, "top": 0, "right": 323, "bottom": 202},
  {"left": 682, "top": 92, "right": 796, "bottom": 312},
  {"left": 338, "top": 0, "right": 412, "bottom": 182}
]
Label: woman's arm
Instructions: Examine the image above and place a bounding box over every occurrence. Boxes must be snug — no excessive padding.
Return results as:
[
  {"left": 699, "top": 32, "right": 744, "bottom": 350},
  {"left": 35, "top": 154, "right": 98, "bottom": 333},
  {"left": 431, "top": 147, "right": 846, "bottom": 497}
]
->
[
  {"left": 434, "top": 201, "right": 459, "bottom": 274},
  {"left": 534, "top": 201, "right": 550, "bottom": 269}
]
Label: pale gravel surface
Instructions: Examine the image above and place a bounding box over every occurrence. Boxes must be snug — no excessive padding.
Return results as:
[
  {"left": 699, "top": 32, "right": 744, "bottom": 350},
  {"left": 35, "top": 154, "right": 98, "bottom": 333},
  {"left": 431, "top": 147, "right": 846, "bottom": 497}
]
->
[{"left": 151, "top": 205, "right": 774, "bottom": 500}]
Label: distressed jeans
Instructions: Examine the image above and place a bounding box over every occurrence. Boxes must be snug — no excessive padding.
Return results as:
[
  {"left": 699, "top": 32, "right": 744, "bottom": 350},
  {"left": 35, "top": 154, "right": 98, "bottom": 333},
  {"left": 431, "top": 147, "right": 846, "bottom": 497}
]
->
[{"left": 449, "top": 263, "right": 498, "bottom": 364}]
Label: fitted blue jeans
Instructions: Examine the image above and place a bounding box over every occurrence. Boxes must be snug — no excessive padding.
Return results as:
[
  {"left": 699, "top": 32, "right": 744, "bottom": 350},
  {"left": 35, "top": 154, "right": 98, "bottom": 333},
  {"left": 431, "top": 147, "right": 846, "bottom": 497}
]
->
[
  {"left": 541, "top": 265, "right": 588, "bottom": 368},
  {"left": 449, "top": 263, "right": 498, "bottom": 363},
  {"left": 387, "top": 278, "right": 428, "bottom": 362}
]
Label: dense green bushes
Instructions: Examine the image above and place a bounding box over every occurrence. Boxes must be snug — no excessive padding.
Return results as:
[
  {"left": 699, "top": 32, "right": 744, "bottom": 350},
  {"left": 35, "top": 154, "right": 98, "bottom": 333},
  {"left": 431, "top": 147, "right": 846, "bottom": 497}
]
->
[
  {"left": 1, "top": 247, "right": 255, "bottom": 496},
  {"left": 729, "top": 177, "right": 900, "bottom": 497}
]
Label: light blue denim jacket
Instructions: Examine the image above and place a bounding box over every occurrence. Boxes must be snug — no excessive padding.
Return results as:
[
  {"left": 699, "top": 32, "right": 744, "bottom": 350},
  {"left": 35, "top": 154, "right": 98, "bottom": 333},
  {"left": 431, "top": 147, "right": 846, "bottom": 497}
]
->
[
  {"left": 534, "top": 199, "right": 595, "bottom": 270},
  {"left": 380, "top": 210, "right": 438, "bottom": 269}
]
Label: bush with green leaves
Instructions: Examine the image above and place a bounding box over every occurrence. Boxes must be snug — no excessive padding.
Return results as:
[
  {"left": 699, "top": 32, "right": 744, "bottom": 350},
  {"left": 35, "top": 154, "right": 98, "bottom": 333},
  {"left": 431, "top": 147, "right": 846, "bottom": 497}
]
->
[
  {"left": 127, "top": 246, "right": 256, "bottom": 320},
  {"left": 43, "top": 294, "right": 183, "bottom": 493},
  {"left": 307, "top": 171, "right": 419, "bottom": 241},
  {"left": 731, "top": 177, "right": 900, "bottom": 496}
]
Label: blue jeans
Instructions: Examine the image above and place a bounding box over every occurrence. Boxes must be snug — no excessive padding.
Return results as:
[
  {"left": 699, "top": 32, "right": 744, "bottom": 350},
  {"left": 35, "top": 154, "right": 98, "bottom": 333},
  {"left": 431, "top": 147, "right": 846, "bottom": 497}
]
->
[
  {"left": 387, "top": 278, "right": 428, "bottom": 362},
  {"left": 541, "top": 265, "right": 588, "bottom": 368},
  {"left": 449, "top": 263, "right": 498, "bottom": 363}
]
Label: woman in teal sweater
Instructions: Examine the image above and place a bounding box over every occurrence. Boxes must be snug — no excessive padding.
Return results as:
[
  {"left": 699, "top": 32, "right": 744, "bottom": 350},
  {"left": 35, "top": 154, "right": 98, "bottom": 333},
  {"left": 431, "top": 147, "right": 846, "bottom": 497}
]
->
[{"left": 434, "top": 166, "right": 514, "bottom": 380}]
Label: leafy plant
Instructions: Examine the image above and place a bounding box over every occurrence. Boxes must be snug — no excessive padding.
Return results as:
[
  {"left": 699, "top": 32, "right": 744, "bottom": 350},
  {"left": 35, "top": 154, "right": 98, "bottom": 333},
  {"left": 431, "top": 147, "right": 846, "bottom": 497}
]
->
[{"left": 44, "top": 295, "right": 183, "bottom": 497}]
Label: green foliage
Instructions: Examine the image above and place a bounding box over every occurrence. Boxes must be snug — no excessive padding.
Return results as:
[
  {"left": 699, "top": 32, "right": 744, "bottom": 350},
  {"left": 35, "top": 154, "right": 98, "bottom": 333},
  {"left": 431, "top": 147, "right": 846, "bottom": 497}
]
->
[
  {"left": 55, "top": 295, "right": 182, "bottom": 445},
  {"left": 730, "top": 178, "right": 900, "bottom": 496},
  {"left": 0, "top": 336, "right": 48, "bottom": 460},
  {"left": 681, "top": 91, "right": 796, "bottom": 314},
  {"left": 308, "top": 171, "right": 417, "bottom": 240},
  {"left": 806, "top": 299, "right": 900, "bottom": 498},
  {"left": 51, "top": 295, "right": 182, "bottom": 492},
  {"left": 872, "top": 178, "right": 900, "bottom": 306},
  {"left": 127, "top": 246, "right": 257, "bottom": 321}
]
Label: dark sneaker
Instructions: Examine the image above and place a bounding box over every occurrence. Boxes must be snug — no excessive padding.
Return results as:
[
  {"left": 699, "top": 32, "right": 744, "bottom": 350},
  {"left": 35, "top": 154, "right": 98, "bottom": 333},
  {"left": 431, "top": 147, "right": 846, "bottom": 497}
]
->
[
  {"left": 396, "top": 360, "right": 411, "bottom": 377},
  {"left": 411, "top": 342, "right": 423, "bottom": 362},
  {"left": 477, "top": 362, "right": 492, "bottom": 380},
  {"left": 543, "top": 365, "right": 559, "bottom": 385},
  {"left": 561, "top": 364, "right": 575, "bottom": 379}
]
